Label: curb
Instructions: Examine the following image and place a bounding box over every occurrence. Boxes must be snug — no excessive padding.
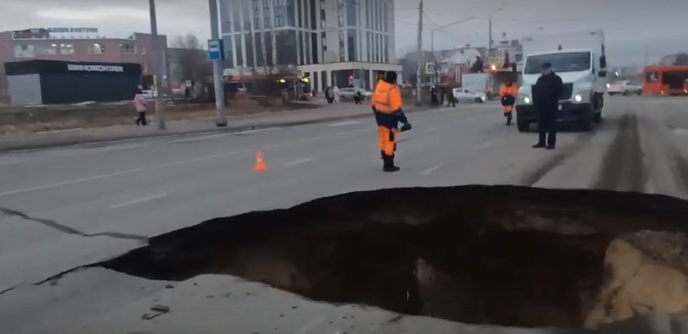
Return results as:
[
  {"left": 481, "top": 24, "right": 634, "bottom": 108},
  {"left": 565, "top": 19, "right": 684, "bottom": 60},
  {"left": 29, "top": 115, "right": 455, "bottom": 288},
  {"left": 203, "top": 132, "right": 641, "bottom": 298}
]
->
[{"left": 0, "top": 106, "right": 439, "bottom": 152}]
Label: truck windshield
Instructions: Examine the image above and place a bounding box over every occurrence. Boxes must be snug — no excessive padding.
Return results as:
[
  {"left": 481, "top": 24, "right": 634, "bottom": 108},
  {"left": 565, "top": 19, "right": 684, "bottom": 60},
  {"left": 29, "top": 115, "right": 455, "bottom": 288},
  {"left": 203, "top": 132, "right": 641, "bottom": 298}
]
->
[{"left": 524, "top": 52, "right": 591, "bottom": 74}]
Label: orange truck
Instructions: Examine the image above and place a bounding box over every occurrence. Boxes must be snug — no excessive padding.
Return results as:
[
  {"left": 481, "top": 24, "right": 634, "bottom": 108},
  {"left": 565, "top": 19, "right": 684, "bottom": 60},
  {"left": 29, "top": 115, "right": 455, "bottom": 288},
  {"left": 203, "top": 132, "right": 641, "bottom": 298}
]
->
[{"left": 642, "top": 65, "right": 688, "bottom": 95}]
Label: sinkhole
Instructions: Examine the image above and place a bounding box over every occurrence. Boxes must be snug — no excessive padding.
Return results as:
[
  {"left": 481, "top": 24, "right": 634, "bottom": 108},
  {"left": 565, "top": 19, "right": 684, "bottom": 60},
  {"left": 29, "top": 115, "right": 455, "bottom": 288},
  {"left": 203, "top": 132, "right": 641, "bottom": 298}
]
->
[{"left": 101, "top": 185, "right": 688, "bottom": 330}]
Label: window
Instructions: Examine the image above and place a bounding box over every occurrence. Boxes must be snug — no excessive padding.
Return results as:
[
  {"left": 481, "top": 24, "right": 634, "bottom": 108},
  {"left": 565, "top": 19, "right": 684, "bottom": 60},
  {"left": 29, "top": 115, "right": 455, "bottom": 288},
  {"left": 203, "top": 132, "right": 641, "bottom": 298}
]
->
[
  {"left": 645, "top": 71, "right": 658, "bottom": 83},
  {"left": 14, "top": 44, "right": 35, "bottom": 58},
  {"left": 253, "top": 0, "right": 258, "bottom": 9},
  {"left": 264, "top": 17, "right": 271, "bottom": 28},
  {"left": 36, "top": 43, "right": 58, "bottom": 55},
  {"left": 120, "top": 43, "right": 136, "bottom": 54},
  {"left": 320, "top": 0, "right": 325, "bottom": 8},
  {"left": 273, "top": 0, "right": 286, "bottom": 7},
  {"left": 89, "top": 43, "right": 105, "bottom": 54},
  {"left": 338, "top": 15, "right": 344, "bottom": 27},
  {"left": 60, "top": 44, "right": 74, "bottom": 54},
  {"left": 254, "top": 18, "right": 261, "bottom": 29},
  {"left": 275, "top": 16, "right": 285, "bottom": 27},
  {"left": 142, "top": 63, "right": 148, "bottom": 73},
  {"left": 263, "top": 0, "right": 268, "bottom": 8},
  {"left": 321, "top": 19, "right": 326, "bottom": 28},
  {"left": 339, "top": 31, "right": 345, "bottom": 61}
]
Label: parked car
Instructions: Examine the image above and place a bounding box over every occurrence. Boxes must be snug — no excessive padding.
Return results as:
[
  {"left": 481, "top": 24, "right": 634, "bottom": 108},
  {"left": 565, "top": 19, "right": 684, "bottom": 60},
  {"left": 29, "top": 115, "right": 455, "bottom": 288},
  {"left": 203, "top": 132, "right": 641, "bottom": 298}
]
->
[
  {"left": 339, "top": 87, "right": 372, "bottom": 100},
  {"left": 607, "top": 80, "right": 642, "bottom": 96},
  {"left": 452, "top": 87, "right": 487, "bottom": 103}
]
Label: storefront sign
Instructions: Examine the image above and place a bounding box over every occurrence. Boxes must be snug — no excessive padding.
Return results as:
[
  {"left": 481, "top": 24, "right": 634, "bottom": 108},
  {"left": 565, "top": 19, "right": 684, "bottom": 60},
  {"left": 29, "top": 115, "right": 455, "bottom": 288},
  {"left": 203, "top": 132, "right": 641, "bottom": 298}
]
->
[{"left": 67, "top": 64, "right": 125, "bottom": 72}]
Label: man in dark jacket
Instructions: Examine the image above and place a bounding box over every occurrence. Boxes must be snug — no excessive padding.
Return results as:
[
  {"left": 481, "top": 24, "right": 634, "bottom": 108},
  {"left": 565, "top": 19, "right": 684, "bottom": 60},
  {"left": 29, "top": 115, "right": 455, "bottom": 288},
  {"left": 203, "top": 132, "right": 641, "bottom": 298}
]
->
[{"left": 532, "top": 62, "right": 563, "bottom": 150}]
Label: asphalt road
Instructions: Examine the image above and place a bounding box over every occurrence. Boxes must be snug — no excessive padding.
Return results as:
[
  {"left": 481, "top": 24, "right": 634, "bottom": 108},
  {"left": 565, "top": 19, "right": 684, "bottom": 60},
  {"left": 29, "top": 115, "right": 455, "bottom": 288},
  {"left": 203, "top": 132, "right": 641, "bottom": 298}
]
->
[{"left": 1, "top": 96, "right": 688, "bottom": 333}]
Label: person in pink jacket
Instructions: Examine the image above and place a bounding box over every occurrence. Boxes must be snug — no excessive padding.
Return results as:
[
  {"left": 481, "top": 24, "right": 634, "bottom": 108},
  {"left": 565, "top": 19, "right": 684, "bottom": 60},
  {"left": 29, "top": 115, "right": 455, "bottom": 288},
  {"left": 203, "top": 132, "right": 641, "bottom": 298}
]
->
[{"left": 134, "top": 89, "right": 148, "bottom": 126}]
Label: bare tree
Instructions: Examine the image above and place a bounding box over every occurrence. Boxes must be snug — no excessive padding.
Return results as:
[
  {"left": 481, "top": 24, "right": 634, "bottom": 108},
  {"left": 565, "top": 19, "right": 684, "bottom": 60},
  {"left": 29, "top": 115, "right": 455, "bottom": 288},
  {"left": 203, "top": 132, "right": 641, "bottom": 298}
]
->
[{"left": 170, "top": 34, "right": 212, "bottom": 99}]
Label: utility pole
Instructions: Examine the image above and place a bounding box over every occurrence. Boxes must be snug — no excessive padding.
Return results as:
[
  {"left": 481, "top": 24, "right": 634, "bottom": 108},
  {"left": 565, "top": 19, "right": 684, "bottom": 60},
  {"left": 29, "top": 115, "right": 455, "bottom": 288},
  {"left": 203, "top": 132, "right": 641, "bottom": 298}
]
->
[
  {"left": 415, "top": 0, "right": 423, "bottom": 104},
  {"left": 644, "top": 43, "right": 649, "bottom": 65},
  {"left": 488, "top": 17, "right": 492, "bottom": 51},
  {"left": 149, "top": 0, "right": 165, "bottom": 130},
  {"left": 208, "top": 0, "right": 227, "bottom": 126}
]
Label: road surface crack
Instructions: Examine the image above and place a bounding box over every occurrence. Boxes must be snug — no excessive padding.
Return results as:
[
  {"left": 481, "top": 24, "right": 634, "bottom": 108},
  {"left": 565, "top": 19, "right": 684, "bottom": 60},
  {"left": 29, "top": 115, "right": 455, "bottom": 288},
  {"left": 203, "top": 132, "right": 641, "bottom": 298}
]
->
[{"left": 0, "top": 207, "right": 147, "bottom": 242}]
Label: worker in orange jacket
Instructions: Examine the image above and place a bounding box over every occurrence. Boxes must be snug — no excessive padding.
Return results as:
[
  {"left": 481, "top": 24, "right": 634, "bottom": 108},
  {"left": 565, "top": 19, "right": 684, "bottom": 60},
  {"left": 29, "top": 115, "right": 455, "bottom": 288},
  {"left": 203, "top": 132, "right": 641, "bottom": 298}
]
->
[
  {"left": 500, "top": 80, "right": 518, "bottom": 126},
  {"left": 372, "top": 71, "right": 411, "bottom": 172}
]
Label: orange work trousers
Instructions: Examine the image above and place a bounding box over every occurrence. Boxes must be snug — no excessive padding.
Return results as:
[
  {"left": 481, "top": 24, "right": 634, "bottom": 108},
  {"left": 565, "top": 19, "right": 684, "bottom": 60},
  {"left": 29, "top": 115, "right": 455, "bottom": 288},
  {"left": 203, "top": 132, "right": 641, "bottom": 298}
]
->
[
  {"left": 503, "top": 104, "right": 513, "bottom": 113},
  {"left": 378, "top": 126, "right": 398, "bottom": 156}
]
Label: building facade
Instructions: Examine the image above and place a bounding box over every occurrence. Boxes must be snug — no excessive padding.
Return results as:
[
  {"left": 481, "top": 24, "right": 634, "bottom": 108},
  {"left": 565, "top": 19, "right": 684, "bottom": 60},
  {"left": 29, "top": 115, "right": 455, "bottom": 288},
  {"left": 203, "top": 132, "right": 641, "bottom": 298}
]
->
[
  {"left": 0, "top": 28, "right": 167, "bottom": 102},
  {"left": 218, "top": 0, "right": 401, "bottom": 91}
]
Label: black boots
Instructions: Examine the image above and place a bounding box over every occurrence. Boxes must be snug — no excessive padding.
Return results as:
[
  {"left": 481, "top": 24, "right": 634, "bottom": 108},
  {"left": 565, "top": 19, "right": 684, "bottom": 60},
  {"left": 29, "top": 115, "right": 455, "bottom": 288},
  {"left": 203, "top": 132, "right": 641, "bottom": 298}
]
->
[
  {"left": 381, "top": 152, "right": 400, "bottom": 172},
  {"left": 505, "top": 112, "right": 512, "bottom": 126}
]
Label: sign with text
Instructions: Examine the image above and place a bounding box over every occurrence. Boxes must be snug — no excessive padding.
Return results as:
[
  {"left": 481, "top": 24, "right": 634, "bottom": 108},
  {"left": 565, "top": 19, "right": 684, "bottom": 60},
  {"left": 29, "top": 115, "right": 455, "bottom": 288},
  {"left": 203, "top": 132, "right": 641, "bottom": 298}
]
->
[
  {"left": 67, "top": 64, "right": 124, "bottom": 72},
  {"left": 208, "top": 39, "right": 224, "bottom": 61}
]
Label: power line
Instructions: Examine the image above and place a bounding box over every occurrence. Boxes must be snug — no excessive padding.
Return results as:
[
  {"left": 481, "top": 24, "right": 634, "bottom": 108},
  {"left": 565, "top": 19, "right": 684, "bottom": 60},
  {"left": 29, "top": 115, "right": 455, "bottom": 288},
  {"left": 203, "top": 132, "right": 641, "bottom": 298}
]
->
[{"left": 421, "top": 10, "right": 688, "bottom": 23}]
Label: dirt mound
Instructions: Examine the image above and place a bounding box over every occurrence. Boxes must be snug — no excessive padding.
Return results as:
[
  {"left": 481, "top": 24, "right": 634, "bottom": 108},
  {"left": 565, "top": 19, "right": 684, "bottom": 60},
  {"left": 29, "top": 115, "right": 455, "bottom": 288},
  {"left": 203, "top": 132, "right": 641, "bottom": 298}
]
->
[{"left": 101, "top": 185, "right": 688, "bottom": 330}]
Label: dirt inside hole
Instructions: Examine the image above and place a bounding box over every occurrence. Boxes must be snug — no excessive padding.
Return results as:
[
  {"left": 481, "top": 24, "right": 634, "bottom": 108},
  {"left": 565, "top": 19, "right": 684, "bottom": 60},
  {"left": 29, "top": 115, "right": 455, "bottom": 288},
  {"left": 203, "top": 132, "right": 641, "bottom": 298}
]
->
[{"left": 102, "top": 185, "right": 688, "bottom": 329}]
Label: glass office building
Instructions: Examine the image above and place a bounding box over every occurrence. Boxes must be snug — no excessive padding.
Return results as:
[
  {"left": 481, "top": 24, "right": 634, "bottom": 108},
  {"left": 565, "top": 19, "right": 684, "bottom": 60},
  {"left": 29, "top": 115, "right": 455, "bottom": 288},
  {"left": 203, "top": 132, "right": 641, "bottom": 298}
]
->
[{"left": 218, "top": 0, "right": 401, "bottom": 91}]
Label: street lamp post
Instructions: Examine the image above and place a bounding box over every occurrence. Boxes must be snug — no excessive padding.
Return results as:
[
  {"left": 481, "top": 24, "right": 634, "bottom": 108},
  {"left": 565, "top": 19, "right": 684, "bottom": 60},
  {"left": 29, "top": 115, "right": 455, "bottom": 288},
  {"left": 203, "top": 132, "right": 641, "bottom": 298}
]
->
[
  {"left": 148, "top": 0, "right": 165, "bottom": 130},
  {"left": 429, "top": 17, "right": 475, "bottom": 85},
  {"left": 208, "top": 0, "right": 228, "bottom": 127}
]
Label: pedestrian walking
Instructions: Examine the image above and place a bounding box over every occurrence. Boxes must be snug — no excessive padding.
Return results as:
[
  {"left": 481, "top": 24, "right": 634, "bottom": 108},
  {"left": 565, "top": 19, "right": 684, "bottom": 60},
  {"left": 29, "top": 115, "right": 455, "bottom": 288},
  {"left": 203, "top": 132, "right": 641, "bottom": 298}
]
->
[
  {"left": 134, "top": 89, "right": 148, "bottom": 126},
  {"left": 447, "top": 87, "right": 456, "bottom": 107},
  {"left": 532, "top": 62, "right": 563, "bottom": 150}
]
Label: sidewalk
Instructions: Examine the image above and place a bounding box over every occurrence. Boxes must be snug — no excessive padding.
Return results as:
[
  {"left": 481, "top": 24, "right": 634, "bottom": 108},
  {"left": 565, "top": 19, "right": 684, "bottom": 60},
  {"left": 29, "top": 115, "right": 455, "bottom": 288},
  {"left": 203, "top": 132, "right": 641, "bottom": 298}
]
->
[{"left": 0, "top": 103, "right": 431, "bottom": 151}]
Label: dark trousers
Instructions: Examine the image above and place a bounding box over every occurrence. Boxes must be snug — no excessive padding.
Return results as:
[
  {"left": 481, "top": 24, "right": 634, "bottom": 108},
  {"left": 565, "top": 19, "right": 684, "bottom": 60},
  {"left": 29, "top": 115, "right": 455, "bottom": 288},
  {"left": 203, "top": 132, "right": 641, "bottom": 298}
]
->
[
  {"left": 538, "top": 110, "right": 556, "bottom": 146},
  {"left": 447, "top": 96, "right": 456, "bottom": 107},
  {"left": 136, "top": 111, "right": 148, "bottom": 126}
]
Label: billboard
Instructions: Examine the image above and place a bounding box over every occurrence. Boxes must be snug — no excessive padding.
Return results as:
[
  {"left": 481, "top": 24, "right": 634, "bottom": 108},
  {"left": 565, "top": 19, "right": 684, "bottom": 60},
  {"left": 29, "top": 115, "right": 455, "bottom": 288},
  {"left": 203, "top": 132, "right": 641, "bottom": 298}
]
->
[{"left": 11, "top": 27, "right": 99, "bottom": 39}]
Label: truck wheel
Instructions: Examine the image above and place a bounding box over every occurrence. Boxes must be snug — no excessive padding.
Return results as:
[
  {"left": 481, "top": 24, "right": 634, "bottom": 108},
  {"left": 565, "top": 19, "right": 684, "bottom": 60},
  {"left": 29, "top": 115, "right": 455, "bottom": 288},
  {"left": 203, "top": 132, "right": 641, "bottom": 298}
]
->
[
  {"left": 636, "top": 90, "right": 642, "bottom": 96},
  {"left": 474, "top": 97, "right": 483, "bottom": 103},
  {"left": 623, "top": 90, "right": 629, "bottom": 96},
  {"left": 517, "top": 119, "right": 530, "bottom": 132}
]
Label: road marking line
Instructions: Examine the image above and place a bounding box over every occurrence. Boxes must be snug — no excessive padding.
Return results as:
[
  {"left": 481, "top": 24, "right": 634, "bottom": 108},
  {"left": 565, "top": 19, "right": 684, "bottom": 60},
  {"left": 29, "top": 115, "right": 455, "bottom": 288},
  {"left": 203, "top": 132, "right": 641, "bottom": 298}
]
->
[
  {"left": 420, "top": 164, "right": 442, "bottom": 175},
  {"left": 110, "top": 193, "right": 168, "bottom": 209},
  {"left": 35, "top": 128, "right": 84, "bottom": 135},
  {"left": 284, "top": 158, "right": 314, "bottom": 167},
  {"left": 169, "top": 133, "right": 226, "bottom": 144},
  {"left": 328, "top": 120, "right": 361, "bottom": 127},
  {"left": 0, "top": 128, "right": 371, "bottom": 198},
  {"left": 673, "top": 129, "right": 688, "bottom": 135},
  {"left": 474, "top": 141, "right": 492, "bottom": 150},
  {"left": 100, "top": 143, "right": 148, "bottom": 152},
  {"left": 233, "top": 128, "right": 272, "bottom": 135}
]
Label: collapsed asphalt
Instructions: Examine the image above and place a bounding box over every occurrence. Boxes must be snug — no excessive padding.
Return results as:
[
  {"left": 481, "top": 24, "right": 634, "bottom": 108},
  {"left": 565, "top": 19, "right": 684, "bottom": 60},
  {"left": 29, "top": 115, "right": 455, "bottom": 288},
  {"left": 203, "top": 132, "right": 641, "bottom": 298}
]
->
[{"left": 101, "top": 185, "right": 688, "bottom": 329}]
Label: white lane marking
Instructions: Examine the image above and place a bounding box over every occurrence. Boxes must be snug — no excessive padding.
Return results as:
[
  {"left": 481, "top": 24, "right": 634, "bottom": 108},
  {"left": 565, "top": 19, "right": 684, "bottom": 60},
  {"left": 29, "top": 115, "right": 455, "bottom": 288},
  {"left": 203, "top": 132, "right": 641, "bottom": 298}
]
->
[
  {"left": 474, "top": 141, "right": 492, "bottom": 150},
  {"left": 99, "top": 143, "right": 148, "bottom": 152},
  {"left": 110, "top": 193, "right": 168, "bottom": 209},
  {"left": 673, "top": 129, "right": 688, "bottom": 135},
  {"left": 0, "top": 128, "right": 371, "bottom": 198},
  {"left": 284, "top": 158, "right": 314, "bottom": 167},
  {"left": 169, "top": 133, "right": 226, "bottom": 144},
  {"left": 233, "top": 128, "right": 272, "bottom": 135},
  {"left": 419, "top": 164, "right": 442, "bottom": 175},
  {"left": 328, "top": 120, "right": 361, "bottom": 127},
  {"left": 34, "top": 128, "right": 84, "bottom": 135}
]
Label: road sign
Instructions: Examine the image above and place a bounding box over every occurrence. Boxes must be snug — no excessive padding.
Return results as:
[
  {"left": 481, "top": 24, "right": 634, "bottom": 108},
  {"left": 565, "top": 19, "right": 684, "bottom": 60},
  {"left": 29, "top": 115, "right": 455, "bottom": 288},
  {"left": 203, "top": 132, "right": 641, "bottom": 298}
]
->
[
  {"left": 208, "top": 39, "right": 224, "bottom": 61},
  {"left": 425, "top": 62, "right": 435, "bottom": 75}
]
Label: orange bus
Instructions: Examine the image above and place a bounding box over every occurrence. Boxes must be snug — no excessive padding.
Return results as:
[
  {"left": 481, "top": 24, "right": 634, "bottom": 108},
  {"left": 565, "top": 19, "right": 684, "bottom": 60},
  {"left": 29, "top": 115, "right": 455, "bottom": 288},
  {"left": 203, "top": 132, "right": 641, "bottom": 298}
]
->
[{"left": 642, "top": 65, "right": 688, "bottom": 95}]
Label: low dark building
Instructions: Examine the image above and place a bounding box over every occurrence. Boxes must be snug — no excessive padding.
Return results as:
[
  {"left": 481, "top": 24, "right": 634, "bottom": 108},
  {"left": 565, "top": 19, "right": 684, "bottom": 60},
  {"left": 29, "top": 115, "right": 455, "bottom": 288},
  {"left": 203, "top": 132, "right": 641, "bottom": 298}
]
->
[{"left": 3, "top": 60, "right": 142, "bottom": 105}]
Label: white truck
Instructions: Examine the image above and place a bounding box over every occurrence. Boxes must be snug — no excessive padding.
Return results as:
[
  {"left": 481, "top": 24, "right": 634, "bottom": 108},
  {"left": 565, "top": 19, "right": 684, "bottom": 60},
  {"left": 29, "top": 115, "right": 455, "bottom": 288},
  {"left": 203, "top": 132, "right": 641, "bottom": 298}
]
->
[{"left": 514, "top": 30, "right": 608, "bottom": 132}]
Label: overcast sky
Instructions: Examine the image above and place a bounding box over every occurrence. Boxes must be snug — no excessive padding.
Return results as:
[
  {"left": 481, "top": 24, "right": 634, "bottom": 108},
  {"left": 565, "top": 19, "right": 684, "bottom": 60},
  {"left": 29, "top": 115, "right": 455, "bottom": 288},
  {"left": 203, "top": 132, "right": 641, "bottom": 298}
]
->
[{"left": 1, "top": 0, "right": 687, "bottom": 66}]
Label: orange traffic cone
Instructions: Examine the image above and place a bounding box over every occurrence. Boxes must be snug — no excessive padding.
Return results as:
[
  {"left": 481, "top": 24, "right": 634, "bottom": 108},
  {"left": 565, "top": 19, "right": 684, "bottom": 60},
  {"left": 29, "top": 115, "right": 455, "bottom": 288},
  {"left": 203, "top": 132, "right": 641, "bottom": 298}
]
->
[{"left": 254, "top": 151, "right": 268, "bottom": 171}]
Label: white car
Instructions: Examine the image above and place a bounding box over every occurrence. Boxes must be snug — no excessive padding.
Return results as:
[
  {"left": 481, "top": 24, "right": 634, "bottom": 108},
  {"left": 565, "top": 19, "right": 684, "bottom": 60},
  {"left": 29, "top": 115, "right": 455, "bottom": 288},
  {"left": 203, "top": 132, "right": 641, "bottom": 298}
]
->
[
  {"left": 452, "top": 88, "right": 487, "bottom": 103},
  {"left": 339, "top": 87, "right": 372, "bottom": 100},
  {"left": 607, "top": 80, "right": 642, "bottom": 96}
]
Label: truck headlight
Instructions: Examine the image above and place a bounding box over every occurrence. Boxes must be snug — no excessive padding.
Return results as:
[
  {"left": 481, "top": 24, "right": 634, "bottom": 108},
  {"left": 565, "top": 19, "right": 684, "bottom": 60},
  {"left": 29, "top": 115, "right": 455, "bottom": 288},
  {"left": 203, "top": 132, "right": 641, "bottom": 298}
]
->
[
  {"left": 573, "top": 91, "right": 591, "bottom": 103},
  {"left": 522, "top": 96, "right": 531, "bottom": 104},
  {"left": 574, "top": 94, "right": 583, "bottom": 102}
]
